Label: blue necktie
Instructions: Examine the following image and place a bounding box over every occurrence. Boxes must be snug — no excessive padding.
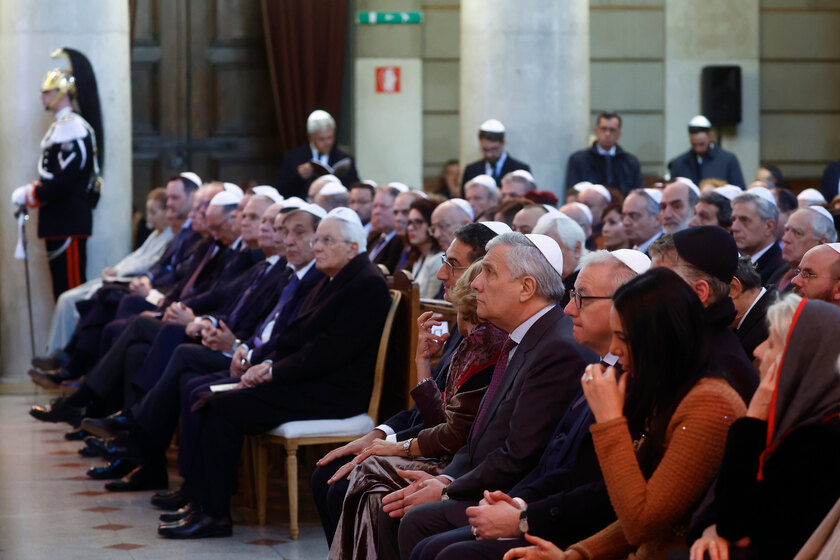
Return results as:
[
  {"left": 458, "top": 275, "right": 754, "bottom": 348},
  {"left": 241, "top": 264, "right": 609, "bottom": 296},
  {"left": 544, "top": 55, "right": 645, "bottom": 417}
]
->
[
  {"left": 227, "top": 261, "right": 273, "bottom": 328},
  {"left": 255, "top": 271, "right": 299, "bottom": 347}
]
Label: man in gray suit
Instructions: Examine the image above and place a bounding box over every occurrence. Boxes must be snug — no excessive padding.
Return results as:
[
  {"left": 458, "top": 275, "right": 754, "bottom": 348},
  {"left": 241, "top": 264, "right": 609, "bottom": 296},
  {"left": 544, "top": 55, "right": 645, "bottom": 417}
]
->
[{"left": 384, "top": 232, "right": 597, "bottom": 558}]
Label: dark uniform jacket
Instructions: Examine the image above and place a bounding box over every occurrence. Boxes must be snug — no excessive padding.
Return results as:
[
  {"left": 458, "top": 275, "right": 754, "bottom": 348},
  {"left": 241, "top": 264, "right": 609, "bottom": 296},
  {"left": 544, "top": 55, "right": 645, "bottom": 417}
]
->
[
  {"left": 669, "top": 143, "right": 745, "bottom": 188},
  {"left": 461, "top": 153, "right": 531, "bottom": 189},
  {"left": 565, "top": 142, "right": 643, "bottom": 196}
]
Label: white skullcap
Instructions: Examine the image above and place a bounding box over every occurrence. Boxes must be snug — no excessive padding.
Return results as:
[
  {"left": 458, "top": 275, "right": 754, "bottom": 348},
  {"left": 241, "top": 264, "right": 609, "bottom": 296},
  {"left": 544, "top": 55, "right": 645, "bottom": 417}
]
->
[
  {"left": 673, "top": 177, "right": 701, "bottom": 197},
  {"left": 450, "top": 198, "right": 475, "bottom": 221},
  {"left": 223, "top": 182, "right": 244, "bottom": 200},
  {"left": 797, "top": 188, "right": 827, "bottom": 205},
  {"left": 326, "top": 207, "right": 363, "bottom": 228},
  {"left": 318, "top": 182, "right": 348, "bottom": 196},
  {"left": 319, "top": 174, "right": 341, "bottom": 185},
  {"left": 525, "top": 234, "right": 564, "bottom": 278},
  {"left": 543, "top": 204, "right": 562, "bottom": 214},
  {"left": 571, "top": 202, "right": 593, "bottom": 225},
  {"left": 572, "top": 181, "right": 593, "bottom": 193},
  {"left": 714, "top": 185, "right": 742, "bottom": 201},
  {"left": 827, "top": 243, "right": 840, "bottom": 255},
  {"left": 179, "top": 172, "right": 202, "bottom": 188},
  {"left": 611, "top": 249, "right": 651, "bottom": 275},
  {"left": 583, "top": 184, "right": 612, "bottom": 203},
  {"left": 280, "top": 196, "right": 306, "bottom": 210},
  {"left": 480, "top": 221, "right": 512, "bottom": 236},
  {"left": 298, "top": 203, "right": 327, "bottom": 220},
  {"left": 252, "top": 185, "right": 283, "bottom": 203},
  {"left": 415, "top": 190, "right": 429, "bottom": 199},
  {"left": 387, "top": 182, "right": 410, "bottom": 193},
  {"left": 688, "top": 115, "right": 712, "bottom": 129},
  {"left": 805, "top": 205, "right": 834, "bottom": 223},
  {"left": 534, "top": 211, "right": 573, "bottom": 234},
  {"left": 359, "top": 179, "right": 378, "bottom": 188},
  {"left": 479, "top": 119, "right": 505, "bottom": 133},
  {"left": 210, "top": 191, "right": 241, "bottom": 207},
  {"left": 509, "top": 169, "right": 536, "bottom": 184},
  {"left": 467, "top": 174, "right": 498, "bottom": 191},
  {"left": 745, "top": 185, "right": 777, "bottom": 206},
  {"left": 642, "top": 188, "right": 663, "bottom": 205}
]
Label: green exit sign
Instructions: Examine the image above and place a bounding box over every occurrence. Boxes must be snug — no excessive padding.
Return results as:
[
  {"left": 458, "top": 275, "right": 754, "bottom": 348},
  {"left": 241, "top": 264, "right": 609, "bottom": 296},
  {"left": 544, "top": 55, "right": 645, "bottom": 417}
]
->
[{"left": 357, "top": 11, "right": 423, "bottom": 24}]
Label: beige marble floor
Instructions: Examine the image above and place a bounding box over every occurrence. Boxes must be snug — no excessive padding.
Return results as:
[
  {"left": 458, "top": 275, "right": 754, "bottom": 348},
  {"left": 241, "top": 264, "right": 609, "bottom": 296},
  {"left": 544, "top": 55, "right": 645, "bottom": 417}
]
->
[{"left": 0, "top": 394, "right": 330, "bottom": 559}]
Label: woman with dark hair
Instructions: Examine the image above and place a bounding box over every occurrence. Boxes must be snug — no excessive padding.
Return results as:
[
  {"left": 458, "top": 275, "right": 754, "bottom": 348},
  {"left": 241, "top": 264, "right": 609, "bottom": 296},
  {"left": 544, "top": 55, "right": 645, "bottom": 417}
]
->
[
  {"left": 689, "top": 295, "right": 840, "bottom": 560},
  {"left": 407, "top": 198, "right": 444, "bottom": 298},
  {"left": 600, "top": 202, "right": 629, "bottom": 250},
  {"left": 506, "top": 267, "right": 745, "bottom": 560}
]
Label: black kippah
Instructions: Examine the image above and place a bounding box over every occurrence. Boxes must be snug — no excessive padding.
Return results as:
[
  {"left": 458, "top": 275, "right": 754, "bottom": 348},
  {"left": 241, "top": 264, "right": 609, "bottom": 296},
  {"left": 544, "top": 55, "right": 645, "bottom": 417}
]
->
[{"left": 673, "top": 226, "right": 738, "bottom": 283}]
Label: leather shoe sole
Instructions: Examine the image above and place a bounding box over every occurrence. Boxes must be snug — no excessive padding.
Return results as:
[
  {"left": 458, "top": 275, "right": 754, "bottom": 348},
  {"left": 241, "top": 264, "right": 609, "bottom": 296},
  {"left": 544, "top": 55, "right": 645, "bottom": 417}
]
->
[
  {"left": 159, "top": 503, "right": 196, "bottom": 523},
  {"left": 151, "top": 489, "right": 189, "bottom": 511}
]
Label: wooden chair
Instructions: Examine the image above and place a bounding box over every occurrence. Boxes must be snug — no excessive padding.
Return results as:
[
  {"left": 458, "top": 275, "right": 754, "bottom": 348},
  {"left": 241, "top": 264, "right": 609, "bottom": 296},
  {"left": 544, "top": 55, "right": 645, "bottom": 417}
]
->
[{"left": 251, "top": 288, "right": 403, "bottom": 537}]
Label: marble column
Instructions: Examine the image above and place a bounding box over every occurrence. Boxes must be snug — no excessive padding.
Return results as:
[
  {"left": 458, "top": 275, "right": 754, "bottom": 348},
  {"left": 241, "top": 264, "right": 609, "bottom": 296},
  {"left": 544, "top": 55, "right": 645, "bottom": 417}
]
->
[
  {"left": 459, "top": 0, "right": 589, "bottom": 197},
  {"left": 0, "top": 0, "right": 132, "bottom": 384},
  {"left": 664, "top": 0, "right": 760, "bottom": 180}
]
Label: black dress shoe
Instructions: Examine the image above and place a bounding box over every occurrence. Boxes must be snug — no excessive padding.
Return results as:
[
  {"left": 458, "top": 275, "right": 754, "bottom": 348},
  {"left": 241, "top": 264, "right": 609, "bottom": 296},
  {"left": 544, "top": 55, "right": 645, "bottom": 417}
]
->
[
  {"left": 105, "top": 464, "right": 167, "bottom": 492},
  {"left": 29, "top": 399, "right": 85, "bottom": 428},
  {"left": 64, "top": 427, "right": 90, "bottom": 441},
  {"left": 81, "top": 412, "right": 133, "bottom": 440},
  {"left": 78, "top": 445, "right": 100, "bottom": 458},
  {"left": 159, "top": 503, "right": 196, "bottom": 522},
  {"left": 31, "top": 351, "right": 70, "bottom": 371},
  {"left": 151, "top": 489, "right": 190, "bottom": 511},
  {"left": 84, "top": 434, "right": 142, "bottom": 461},
  {"left": 28, "top": 367, "right": 75, "bottom": 390},
  {"left": 86, "top": 459, "right": 136, "bottom": 480},
  {"left": 158, "top": 511, "right": 233, "bottom": 539}
]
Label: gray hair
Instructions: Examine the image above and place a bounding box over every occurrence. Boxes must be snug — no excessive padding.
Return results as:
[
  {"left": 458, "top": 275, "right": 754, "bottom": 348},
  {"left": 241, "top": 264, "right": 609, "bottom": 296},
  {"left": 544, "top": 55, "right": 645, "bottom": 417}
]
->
[
  {"left": 306, "top": 111, "right": 336, "bottom": 134},
  {"left": 629, "top": 190, "right": 661, "bottom": 215},
  {"left": 323, "top": 216, "right": 367, "bottom": 254},
  {"left": 316, "top": 192, "right": 350, "bottom": 212},
  {"left": 500, "top": 172, "right": 536, "bottom": 192},
  {"left": 733, "top": 192, "right": 779, "bottom": 223},
  {"left": 533, "top": 214, "right": 588, "bottom": 257},
  {"left": 579, "top": 250, "right": 639, "bottom": 293},
  {"left": 766, "top": 293, "right": 802, "bottom": 346},
  {"left": 803, "top": 208, "right": 838, "bottom": 243},
  {"left": 486, "top": 232, "right": 565, "bottom": 303}
]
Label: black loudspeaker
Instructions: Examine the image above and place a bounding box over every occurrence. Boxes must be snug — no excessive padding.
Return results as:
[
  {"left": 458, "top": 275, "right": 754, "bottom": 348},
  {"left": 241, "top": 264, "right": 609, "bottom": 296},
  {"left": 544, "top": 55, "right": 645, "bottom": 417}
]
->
[{"left": 701, "top": 65, "right": 742, "bottom": 126}]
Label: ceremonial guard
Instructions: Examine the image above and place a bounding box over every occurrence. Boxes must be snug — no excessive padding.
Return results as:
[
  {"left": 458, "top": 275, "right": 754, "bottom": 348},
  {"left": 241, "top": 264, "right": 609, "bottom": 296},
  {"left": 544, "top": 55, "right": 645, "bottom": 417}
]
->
[{"left": 12, "top": 48, "right": 104, "bottom": 300}]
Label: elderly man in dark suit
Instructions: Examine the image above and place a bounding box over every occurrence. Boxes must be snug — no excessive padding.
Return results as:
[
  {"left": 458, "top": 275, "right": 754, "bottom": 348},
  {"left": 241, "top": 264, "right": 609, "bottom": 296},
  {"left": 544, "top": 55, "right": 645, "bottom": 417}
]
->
[
  {"left": 157, "top": 207, "right": 390, "bottom": 538},
  {"left": 276, "top": 109, "right": 360, "bottom": 199},
  {"left": 730, "top": 190, "right": 785, "bottom": 285},
  {"left": 311, "top": 221, "right": 510, "bottom": 545},
  {"left": 392, "top": 232, "right": 597, "bottom": 559},
  {"left": 730, "top": 257, "right": 775, "bottom": 361}
]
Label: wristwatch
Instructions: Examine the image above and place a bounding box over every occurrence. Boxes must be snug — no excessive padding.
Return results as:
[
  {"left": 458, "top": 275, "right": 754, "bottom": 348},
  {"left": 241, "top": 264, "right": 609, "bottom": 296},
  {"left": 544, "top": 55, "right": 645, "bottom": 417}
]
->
[
  {"left": 518, "top": 508, "right": 529, "bottom": 534},
  {"left": 403, "top": 438, "right": 416, "bottom": 459},
  {"left": 440, "top": 487, "right": 450, "bottom": 501}
]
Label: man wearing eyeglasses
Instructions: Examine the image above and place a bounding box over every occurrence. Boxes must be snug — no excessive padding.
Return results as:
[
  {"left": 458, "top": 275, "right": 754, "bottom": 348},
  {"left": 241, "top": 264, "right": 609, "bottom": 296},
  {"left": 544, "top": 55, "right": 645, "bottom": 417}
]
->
[
  {"left": 769, "top": 207, "right": 837, "bottom": 293},
  {"left": 312, "top": 222, "right": 506, "bottom": 546},
  {"left": 791, "top": 243, "right": 840, "bottom": 306}
]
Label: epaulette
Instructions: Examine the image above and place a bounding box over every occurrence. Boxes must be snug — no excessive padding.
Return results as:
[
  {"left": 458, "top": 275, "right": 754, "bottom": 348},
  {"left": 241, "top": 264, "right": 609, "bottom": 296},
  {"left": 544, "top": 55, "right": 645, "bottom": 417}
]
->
[{"left": 48, "top": 113, "right": 89, "bottom": 145}]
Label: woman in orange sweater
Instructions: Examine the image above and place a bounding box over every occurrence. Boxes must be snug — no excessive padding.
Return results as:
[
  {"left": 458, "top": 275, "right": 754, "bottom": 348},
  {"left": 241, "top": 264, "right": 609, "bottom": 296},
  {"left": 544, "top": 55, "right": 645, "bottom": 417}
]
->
[{"left": 506, "top": 267, "right": 745, "bottom": 560}]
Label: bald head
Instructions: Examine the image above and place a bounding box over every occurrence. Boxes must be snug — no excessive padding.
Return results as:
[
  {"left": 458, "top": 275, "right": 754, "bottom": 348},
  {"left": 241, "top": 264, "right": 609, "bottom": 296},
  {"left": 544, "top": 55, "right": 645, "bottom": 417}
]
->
[
  {"left": 791, "top": 245, "right": 840, "bottom": 305},
  {"left": 431, "top": 201, "right": 473, "bottom": 251}
]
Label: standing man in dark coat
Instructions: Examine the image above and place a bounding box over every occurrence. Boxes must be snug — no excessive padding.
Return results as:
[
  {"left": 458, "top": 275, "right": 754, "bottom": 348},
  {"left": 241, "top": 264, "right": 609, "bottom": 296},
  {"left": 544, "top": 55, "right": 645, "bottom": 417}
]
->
[
  {"left": 276, "top": 109, "right": 359, "bottom": 200},
  {"left": 12, "top": 48, "right": 104, "bottom": 300},
  {"left": 461, "top": 119, "right": 530, "bottom": 189},
  {"left": 565, "top": 112, "right": 643, "bottom": 197},
  {"left": 669, "top": 115, "right": 745, "bottom": 188},
  {"left": 819, "top": 159, "right": 840, "bottom": 203}
]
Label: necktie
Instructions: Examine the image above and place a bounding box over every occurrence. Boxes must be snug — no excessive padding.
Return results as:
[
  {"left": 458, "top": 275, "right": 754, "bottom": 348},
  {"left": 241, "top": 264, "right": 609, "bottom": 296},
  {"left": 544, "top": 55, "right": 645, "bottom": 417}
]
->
[
  {"left": 777, "top": 268, "right": 796, "bottom": 292},
  {"left": 255, "top": 271, "right": 300, "bottom": 347},
  {"left": 471, "top": 337, "right": 517, "bottom": 437},
  {"left": 369, "top": 235, "right": 388, "bottom": 261},
  {"left": 604, "top": 153, "right": 613, "bottom": 186},
  {"left": 179, "top": 243, "right": 217, "bottom": 299},
  {"left": 227, "top": 261, "right": 273, "bottom": 328}
]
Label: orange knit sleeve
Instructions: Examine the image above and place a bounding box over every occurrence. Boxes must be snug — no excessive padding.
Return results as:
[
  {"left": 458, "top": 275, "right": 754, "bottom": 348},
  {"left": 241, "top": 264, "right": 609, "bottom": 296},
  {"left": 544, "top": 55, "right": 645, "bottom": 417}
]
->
[{"left": 568, "top": 378, "right": 745, "bottom": 559}]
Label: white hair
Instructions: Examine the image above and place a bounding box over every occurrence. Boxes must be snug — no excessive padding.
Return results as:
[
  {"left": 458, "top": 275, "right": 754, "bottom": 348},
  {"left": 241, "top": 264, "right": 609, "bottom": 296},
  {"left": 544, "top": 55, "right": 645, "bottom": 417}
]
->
[
  {"left": 306, "top": 110, "right": 336, "bottom": 134},
  {"left": 486, "top": 232, "right": 565, "bottom": 303},
  {"left": 579, "top": 250, "right": 639, "bottom": 292},
  {"left": 766, "top": 293, "right": 801, "bottom": 346},
  {"left": 323, "top": 216, "right": 367, "bottom": 254},
  {"left": 533, "top": 215, "right": 588, "bottom": 257},
  {"left": 733, "top": 192, "right": 779, "bottom": 223}
]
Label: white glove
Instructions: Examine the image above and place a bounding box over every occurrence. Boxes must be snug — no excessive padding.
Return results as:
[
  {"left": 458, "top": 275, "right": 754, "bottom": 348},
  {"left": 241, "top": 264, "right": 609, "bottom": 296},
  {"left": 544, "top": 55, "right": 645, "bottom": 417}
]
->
[{"left": 11, "top": 185, "right": 29, "bottom": 207}]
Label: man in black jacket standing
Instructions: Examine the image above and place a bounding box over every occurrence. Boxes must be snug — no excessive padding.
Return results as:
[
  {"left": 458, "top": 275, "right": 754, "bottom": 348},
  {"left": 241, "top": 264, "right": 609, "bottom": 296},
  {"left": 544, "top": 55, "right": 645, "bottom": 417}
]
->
[
  {"left": 565, "top": 112, "right": 643, "bottom": 197},
  {"left": 461, "top": 119, "right": 530, "bottom": 189}
]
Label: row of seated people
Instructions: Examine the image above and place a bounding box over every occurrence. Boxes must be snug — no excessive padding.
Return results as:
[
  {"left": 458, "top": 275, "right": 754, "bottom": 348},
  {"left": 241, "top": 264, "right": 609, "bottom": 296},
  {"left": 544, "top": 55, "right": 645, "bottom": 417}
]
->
[{"left": 27, "top": 171, "right": 840, "bottom": 556}]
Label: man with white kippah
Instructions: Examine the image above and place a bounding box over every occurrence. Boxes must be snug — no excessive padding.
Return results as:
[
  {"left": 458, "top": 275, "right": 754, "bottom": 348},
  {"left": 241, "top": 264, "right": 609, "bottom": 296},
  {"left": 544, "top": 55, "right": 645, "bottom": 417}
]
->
[
  {"left": 314, "top": 182, "right": 350, "bottom": 212},
  {"left": 621, "top": 189, "right": 663, "bottom": 255},
  {"left": 769, "top": 206, "right": 838, "bottom": 292},
  {"left": 500, "top": 169, "right": 537, "bottom": 202},
  {"left": 464, "top": 174, "right": 501, "bottom": 218},
  {"left": 430, "top": 200, "right": 474, "bottom": 255},
  {"left": 461, "top": 119, "right": 531, "bottom": 188},
  {"left": 559, "top": 202, "right": 594, "bottom": 249},
  {"left": 796, "top": 188, "right": 827, "bottom": 208},
  {"left": 660, "top": 177, "right": 700, "bottom": 234},
  {"left": 512, "top": 204, "right": 548, "bottom": 235},
  {"left": 276, "top": 109, "right": 360, "bottom": 200},
  {"left": 731, "top": 190, "right": 785, "bottom": 285},
  {"left": 395, "top": 231, "right": 597, "bottom": 558},
  {"left": 534, "top": 213, "right": 589, "bottom": 307},
  {"left": 819, "top": 159, "right": 840, "bottom": 203},
  {"left": 791, "top": 243, "right": 840, "bottom": 306},
  {"left": 669, "top": 115, "right": 745, "bottom": 188},
  {"left": 565, "top": 111, "right": 644, "bottom": 196},
  {"left": 251, "top": 185, "right": 283, "bottom": 204},
  {"left": 577, "top": 184, "right": 611, "bottom": 235},
  {"left": 689, "top": 190, "right": 734, "bottom": 230}
]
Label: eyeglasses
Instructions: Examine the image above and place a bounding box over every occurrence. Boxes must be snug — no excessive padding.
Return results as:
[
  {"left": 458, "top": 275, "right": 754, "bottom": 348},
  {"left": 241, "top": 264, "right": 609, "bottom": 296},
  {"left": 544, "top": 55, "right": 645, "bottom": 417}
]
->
[
  {"left": 440, "top": 254, "right": 468, "bottom": 275},
  {"left": 310, "top": 235, "right": 351, "bottom": 248},
  {"left": 569, "top": 288, "right": 612, "bottom": 310},
  {"left": 793, "top": 268, "right": 837, "bottom": 281},
  {"left": 406, "top": 219, "right": 427, "bottom": 229}
]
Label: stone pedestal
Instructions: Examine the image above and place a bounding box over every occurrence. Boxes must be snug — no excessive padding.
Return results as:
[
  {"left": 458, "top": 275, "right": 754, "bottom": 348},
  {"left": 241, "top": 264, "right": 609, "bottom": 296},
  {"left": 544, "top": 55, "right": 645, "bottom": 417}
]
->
[
  {"left": 459, "top": 0, "right": 589, "bottom": 196},
  {"left": 664, "top": 0, "right": 760, "bottom": 179},
  {"left": 0, "top": 1, "right": 131, "bottom": 383}
]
